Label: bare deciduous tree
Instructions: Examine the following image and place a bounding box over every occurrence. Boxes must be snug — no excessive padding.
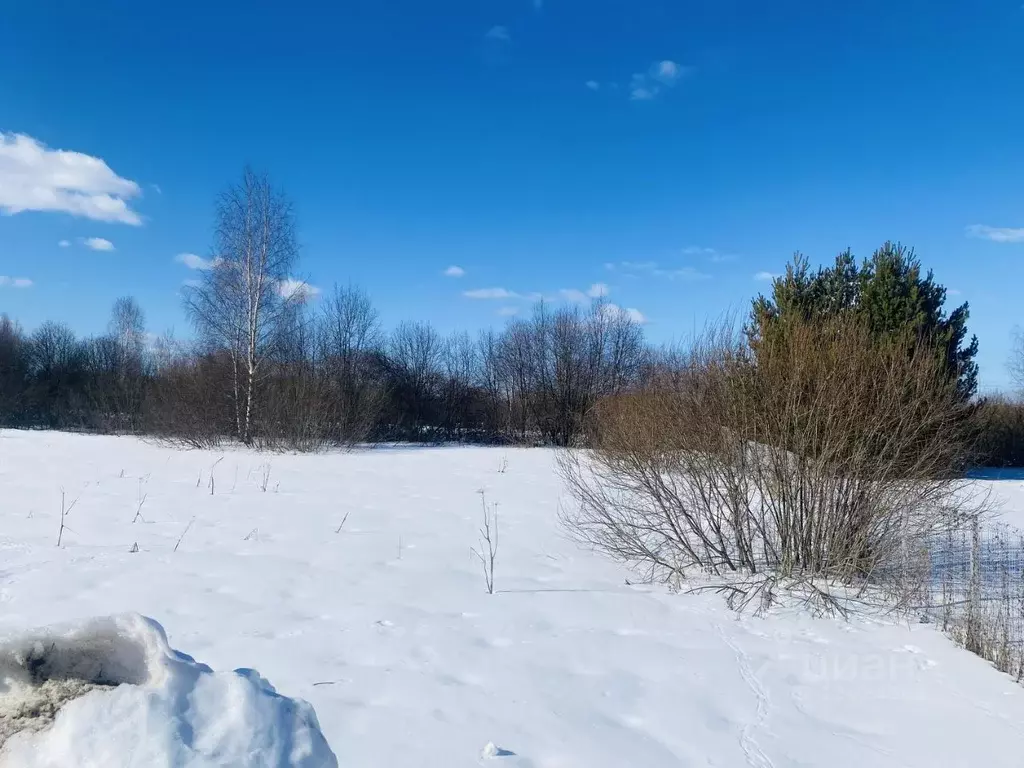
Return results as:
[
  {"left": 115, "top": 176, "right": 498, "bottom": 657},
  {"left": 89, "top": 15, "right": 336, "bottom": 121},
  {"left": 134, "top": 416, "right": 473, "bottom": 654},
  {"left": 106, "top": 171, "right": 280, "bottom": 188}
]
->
[
  {"left": 183, "top": 167, "right": 300, "bottom": 445},
  {"left": 318, "top": 284, "right": 385, "bottom": 445},
  {"left": 386, "top": 321, "right": 443, "bottom": 439}
]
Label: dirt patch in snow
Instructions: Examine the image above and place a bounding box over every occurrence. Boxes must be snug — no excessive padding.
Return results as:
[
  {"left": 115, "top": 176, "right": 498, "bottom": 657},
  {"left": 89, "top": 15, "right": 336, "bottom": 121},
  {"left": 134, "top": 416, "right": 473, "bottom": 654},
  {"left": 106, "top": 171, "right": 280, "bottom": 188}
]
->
[{"left": 0, "top": 619, "right": 149, "bottom": 747}]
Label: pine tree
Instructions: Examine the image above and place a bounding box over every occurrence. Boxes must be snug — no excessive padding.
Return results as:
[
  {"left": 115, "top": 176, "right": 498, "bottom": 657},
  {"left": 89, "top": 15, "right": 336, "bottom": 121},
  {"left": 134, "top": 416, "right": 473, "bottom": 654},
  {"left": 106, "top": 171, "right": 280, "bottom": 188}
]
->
[{"left": 749, "top": 242, "right": 978, "bottom": 400}]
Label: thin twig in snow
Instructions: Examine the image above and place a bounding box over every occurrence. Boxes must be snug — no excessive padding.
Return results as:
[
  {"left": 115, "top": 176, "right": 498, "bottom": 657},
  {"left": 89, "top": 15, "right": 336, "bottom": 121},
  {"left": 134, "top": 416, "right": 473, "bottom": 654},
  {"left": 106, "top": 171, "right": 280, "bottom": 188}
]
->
[
  {"left": 174, "top": 517, "right": 196, "bottom": 552},
  {"left": 56, "top": 488, "right": 81, "bottom": 547},
  {"left": 472, "top": 490, "right": 499, "bottom": 595},
  {"left": 132, "top": 478, "right": 148, "bottom": 524}
]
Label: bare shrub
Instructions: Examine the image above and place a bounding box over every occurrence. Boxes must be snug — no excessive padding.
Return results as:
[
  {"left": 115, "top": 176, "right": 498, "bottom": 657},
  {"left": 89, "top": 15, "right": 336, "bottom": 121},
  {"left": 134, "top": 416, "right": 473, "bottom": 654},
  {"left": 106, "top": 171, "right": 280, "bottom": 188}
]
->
[
  {"left": 472, "top": 491, "right": 499, "bottom": 595},
  {"left": 975, "top": 395, "right": 1024, "bottom": 468},
  {"left": 560, "top": 315, "right": 982, "bottom": 608},
  {"left": 143, "top": 342, "right": 231, "bottom": 449}
]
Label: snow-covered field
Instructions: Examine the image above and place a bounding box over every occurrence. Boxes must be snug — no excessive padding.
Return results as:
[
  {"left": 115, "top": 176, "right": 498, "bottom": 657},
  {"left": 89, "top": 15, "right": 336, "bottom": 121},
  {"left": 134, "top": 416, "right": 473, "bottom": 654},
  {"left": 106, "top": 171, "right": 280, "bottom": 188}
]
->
[{"left": 2, "top": 430, "right": 1024, "bottom": 767}]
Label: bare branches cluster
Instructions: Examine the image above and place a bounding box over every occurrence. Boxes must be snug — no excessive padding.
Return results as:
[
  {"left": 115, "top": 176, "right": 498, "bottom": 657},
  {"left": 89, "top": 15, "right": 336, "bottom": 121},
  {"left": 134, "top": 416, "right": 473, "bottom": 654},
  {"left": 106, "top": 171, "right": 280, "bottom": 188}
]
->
[{"left": 560, "top": 315, "right": 984, "bottom": 608}]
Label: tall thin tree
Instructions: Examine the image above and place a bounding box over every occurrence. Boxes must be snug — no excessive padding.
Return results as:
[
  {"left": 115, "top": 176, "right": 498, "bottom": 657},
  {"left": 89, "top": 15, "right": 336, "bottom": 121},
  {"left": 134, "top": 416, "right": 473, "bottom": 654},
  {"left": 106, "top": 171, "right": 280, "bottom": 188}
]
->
[{"left": 184, "top": 167, "right": 301, "bottom": 444}]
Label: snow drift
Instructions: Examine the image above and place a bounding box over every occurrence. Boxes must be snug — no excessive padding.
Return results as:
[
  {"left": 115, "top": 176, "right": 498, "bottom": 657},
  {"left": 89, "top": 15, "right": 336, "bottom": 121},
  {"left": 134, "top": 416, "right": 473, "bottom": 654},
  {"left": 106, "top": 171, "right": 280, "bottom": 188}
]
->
[{"left": 0, "top": 613, "right": 337, "bottom": 767}]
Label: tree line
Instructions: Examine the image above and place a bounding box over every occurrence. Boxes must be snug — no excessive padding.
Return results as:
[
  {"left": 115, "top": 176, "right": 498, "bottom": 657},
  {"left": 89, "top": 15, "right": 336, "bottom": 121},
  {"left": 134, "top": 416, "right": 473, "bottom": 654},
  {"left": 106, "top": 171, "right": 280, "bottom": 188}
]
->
[
  {"left": 2, "top": 167, "right": 1011, "bottom": 462},
  {"left": 0, "top": 288, "right": 647, "bottom": 449}
]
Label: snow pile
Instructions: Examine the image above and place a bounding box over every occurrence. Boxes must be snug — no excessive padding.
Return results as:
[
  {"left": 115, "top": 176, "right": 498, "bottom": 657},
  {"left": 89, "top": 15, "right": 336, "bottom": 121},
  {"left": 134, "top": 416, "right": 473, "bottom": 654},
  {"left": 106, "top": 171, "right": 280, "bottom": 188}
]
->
[{"left": 0, "top": 613, "right": 337, "bottom": 768}]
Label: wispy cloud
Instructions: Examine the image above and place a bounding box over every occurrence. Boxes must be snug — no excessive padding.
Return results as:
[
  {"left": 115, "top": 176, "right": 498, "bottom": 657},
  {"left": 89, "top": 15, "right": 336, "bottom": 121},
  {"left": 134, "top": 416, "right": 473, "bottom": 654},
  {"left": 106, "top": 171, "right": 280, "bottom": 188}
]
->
[
  {"left": 497, "top": 306, "right": 520, "bottom": 317},
  {"left": 662, "top": 266, "right": 711, "bottom": 280},
  {"left": 58, "top": 239, "right": 70, "bottom": 248},
  {"left": 277, "top": 278, "right": 321, "bottom": 302},
  {"left": 629, "top": 74, "right": 657, "bottom": 101},
  {"left": 84, "top": 237, "right": 114, "bottom": 251},
  {"left": 608, "top": 261, "right": 710, "bottom": 281},
  {"left": 444, "top": 265, "right": 466, "bottom": 278},
  {"left": 599, "top": 302, "right": 647, "bottom": 325},
  {"left": 628, "top": 60, "right": 692, "bottom": 101},
  {"left": 683, "top": 245, "right": 735, "bottom": 263},
  {"left": 966, "top": 224, "right": 1024, "bottom": 243},
  {"left": 464, "top": 287, "right": 522, "bottom": 300},
  {"left": 559, "top": 283, "right": 610, "bottom": 303},
  {"left": 486, "top": 25, "right": 511, "bottom": 41},
  {"left": 754, "top": 271, "right": 777, "bottom": 282},
  {"left": 0, "top": 276, "right": 33, "bottom": 288},
  {"left": 585, "top": 80, "right": 600, "bottom": 91},
  {"left": 652, "top": 60, "right": 684, "bottom": 84},
  {"left": 175, "top": 252, "right": 221, "bottom": 270},
  {"left": 0, "top": 132, "right": 142, "bottom": 225}
]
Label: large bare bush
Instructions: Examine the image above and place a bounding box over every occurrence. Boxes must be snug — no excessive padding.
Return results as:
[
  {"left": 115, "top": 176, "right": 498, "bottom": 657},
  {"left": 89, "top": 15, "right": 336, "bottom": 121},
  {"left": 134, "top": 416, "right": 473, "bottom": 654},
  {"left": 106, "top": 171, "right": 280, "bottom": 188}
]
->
[{"left": 560, "top": 317, "right": 982, "bottom": 606}]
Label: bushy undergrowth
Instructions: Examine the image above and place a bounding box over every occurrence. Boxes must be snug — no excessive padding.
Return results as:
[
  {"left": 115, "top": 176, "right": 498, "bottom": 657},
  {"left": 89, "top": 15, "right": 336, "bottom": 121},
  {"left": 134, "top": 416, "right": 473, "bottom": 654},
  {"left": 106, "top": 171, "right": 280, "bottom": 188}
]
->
[{"left": 560, "top": 316, "right": 982, "bottom": 610}]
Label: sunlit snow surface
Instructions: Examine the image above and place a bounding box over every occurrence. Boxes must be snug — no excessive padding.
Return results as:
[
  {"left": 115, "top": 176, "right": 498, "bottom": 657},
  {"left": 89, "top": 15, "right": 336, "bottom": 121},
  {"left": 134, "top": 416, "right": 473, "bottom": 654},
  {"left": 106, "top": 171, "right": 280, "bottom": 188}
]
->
[{"left": 2, "top": 430, "right": 1024, "bottom": 767}]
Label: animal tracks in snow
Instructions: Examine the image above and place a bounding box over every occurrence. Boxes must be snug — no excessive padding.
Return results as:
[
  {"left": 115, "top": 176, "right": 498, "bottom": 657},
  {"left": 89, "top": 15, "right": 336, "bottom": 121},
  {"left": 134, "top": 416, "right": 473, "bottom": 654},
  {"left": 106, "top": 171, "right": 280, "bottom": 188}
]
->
[{"left": 717, "top": 621, "right": 777, "bottom": 768}]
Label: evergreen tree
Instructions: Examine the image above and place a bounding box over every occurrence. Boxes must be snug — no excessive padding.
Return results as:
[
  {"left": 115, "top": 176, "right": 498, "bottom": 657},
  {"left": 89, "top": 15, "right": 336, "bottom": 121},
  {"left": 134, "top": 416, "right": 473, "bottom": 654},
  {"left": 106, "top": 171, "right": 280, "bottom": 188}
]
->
[{"left": 749, "top": 242, "right": 978, "bottom": 400}]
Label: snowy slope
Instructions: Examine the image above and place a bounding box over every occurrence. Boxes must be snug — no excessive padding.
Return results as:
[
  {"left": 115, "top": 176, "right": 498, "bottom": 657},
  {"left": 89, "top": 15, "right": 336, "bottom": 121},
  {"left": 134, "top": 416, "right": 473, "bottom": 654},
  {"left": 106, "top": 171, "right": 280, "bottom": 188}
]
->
[{"left": 1, "top": 430, "right": 1024, "bottom": 767}]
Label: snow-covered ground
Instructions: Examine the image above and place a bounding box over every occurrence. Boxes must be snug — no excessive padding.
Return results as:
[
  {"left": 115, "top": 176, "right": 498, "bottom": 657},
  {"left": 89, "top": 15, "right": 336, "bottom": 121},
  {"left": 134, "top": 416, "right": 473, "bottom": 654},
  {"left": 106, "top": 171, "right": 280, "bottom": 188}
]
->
[{"left": 2, "top": 430, "right": 1024, "bottom": 767}]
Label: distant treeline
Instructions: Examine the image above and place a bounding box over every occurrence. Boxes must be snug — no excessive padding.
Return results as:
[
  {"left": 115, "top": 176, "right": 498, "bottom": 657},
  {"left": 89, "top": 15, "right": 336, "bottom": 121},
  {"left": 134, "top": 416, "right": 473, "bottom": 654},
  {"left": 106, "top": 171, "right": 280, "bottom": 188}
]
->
[
  {"left": 0, "top": 292, "right": 650, "bottom": 450},
  {"left": 1, "top": 167, "right": 1020, "bottom": 465}
]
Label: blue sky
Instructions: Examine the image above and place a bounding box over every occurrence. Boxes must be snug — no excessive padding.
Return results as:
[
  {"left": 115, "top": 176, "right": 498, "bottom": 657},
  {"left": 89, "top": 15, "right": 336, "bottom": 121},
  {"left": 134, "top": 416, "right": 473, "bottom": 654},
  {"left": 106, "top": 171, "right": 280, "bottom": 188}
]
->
[{"left": 1, "top": 0, "right": 1022, "bottom": 389}]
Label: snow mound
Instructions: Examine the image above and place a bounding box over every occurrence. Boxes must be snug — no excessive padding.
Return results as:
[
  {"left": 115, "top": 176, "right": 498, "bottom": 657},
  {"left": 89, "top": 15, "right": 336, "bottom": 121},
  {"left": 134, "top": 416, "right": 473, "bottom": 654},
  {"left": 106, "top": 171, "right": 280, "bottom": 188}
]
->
[{"left": 0, "top": 613, "right": 338, "bottom": 768}]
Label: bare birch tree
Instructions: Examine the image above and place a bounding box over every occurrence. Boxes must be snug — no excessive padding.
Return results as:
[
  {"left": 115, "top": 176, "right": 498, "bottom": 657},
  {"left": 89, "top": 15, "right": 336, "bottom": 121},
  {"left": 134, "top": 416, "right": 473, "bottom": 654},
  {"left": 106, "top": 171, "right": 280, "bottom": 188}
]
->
[{"left": 183, "top": 167, "right": 300, "bottom": 445}]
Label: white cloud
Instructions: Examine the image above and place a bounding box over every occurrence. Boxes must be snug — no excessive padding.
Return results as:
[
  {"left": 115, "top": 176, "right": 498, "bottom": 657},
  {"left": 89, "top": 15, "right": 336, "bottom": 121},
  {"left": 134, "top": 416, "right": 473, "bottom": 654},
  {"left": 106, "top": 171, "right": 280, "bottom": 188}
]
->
[
  {"left": 629, "top": 74, "right": 658, "bottom": 101},
  {"left": 486, "top": 26, "right": 511, "bottom": 41},
  {"left": 464, "top": 287, "right": 521, "bottom": 299},
  {"left": 754, "top": 271, "right": 777, "bottom": 282},
  {"left": 616, "top": 260, "right": 658, "bottom": 273},
  {"left": 559, "top": 284, "right": 608, "bottom": 303},
  {"left": 444, "top": 265, "right": 466, "bottom": 278},
  {"left": 966, "top": 224, "right": 1024, "bottom": 243},
  {"left": 84, "top": 237, "right": 114, "bottom": 251},
  {"left": 623, "top": 307, "right": 646, "bottom": 324},
  {"left": 470, "top": 284, "right": 608, "bottom": 304},
  {"left": 627, "top": 61, "right": 692, "bottom": 101},
  {"left": 585, "top": 81, "right": 601, "bottom": 91},
  {"left": 497, "top": 306, "right": 520, "bottom": 317},
  {"left": 599, "top": 302, "right": 647, "bottom": 324},
  {"left": 683, "top": 245, "right": 734, "bottom": 262},
  {"left": 948, "top": 288, "right": 963, "bottom": 296},
  {"left": 663, "top": 266, "right": 711, "bottom": 280},
  {"left": 175, "top": 253, "right": 221, "bottom": 270},
  {"left": 653, "top": 60, "right": 682, "bottom": 84},
  {"left": 0, "top": 276, "right": 33, "bottom": 288},
  {"left": 559, "top": 288, "right": 589, "bottom": 303},
  {"left": 277, "top": 278, "right": 321, "bottom": 302},
  {"left": 58, "top": 239, "right": 70, "bottom": 248},
  {"left": 612, "top": 261, "right": 709, "bottom": 281},
  {"left": 0, "top": 132, "right": 142, "bottom": 225}
]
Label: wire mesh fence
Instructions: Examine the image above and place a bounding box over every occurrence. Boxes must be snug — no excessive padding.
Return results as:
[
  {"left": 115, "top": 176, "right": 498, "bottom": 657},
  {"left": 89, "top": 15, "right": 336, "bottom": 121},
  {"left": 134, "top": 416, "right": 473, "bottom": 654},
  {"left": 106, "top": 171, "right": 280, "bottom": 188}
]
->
[{"left": 917, "top": 519, "right": 1024, "bottom": 680}]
